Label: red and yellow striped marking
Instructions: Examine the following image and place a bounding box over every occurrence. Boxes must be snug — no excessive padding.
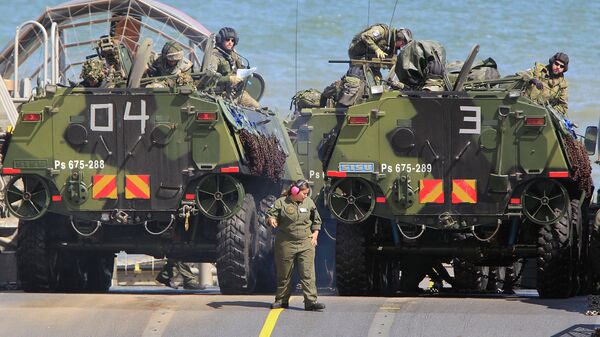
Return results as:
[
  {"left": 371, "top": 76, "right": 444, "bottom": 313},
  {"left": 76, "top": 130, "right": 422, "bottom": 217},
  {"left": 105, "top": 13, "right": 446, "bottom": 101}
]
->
[
  {"left": 419, "top": 179, "right": 444, "bottom": 203},
  {"left": 452, "top": 179, "right": 477, "bottom": 204},
  {"left": 125, "top": 175, "right": 150, "bottom": 199},
  {"left": 92, "top": 175, "right": 117, "bottom": 199}
]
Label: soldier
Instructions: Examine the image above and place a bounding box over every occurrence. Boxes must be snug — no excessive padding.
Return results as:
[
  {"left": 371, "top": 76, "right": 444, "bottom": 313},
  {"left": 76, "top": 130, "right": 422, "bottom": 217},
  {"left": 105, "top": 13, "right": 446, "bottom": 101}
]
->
[
  {"left": 395, "top": 39, "right": 447, "bottom": 91},
  {"left": 348, "top": 24, "right": 413, "bottom": 83},
  {"left": 267, "top": 180, "right": 326, "bottom": 311},
  {"left": 207, "top": 27, "right": 260, "bottom": 109},
  {"left": 156, "top": 259, "right": 204, "bottom": 290},
  {"left": 79, "top": 58, "right": 112, "bottom": 88},
  {"left": 521, "top": 52, "right": 569, "bottom": 116},
  {"left": 145, "top": 41, "right": 194, "bottom": 88}
]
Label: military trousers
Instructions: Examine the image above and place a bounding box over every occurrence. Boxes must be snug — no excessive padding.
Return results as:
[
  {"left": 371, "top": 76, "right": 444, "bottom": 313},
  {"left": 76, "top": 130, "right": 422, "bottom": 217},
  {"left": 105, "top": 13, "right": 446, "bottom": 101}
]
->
[
  {"left": 274, "top": 237, "right": 317, "bottom": 304},
  {"left": 157, "top": 259, "right": 197, "bottom": 285}
]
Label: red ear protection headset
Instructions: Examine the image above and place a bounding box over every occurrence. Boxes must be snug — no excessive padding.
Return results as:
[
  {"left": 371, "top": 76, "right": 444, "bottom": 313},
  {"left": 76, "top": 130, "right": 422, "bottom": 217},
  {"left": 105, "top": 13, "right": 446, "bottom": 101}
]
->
[{"left": 290, "top": 180, "right": 308, "bottom": 196}]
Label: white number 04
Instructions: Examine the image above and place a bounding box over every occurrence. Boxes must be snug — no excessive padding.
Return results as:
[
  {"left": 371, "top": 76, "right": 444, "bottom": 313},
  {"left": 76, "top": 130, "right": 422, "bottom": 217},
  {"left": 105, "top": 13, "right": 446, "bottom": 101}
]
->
[{"left": 90, "top": 100, "right": 149, "bottom": 134}]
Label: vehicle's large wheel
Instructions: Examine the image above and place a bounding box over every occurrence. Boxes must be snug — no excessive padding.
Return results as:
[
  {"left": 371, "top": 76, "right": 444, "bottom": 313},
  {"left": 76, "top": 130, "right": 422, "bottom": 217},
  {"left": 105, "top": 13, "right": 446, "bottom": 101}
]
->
[
  {"left": 16, "top": 217, "right": 58, "bottom": 292},
  {"left": 216, "top": 193, "right": 258, "bottom": 294},
  {"left": 536, "top": 202, "right": 573, "bottom": 298},
  {"left": 452, "top": 259, "right": 488, "bottom": 292},
  {"left": 587, "top": 210, "right": 600, "bottom": 293},
  {"left": 569, "top": 200, "right": 583, "bottom": 296},
  {"left": 336, "top": 222, "right": 370, "bottom": 295},
  {"left": 253, "top": 194, "right": 276, "bottom": 293},
  {"left": 83, "top": 254, "right": 115, "bottom": 293}
]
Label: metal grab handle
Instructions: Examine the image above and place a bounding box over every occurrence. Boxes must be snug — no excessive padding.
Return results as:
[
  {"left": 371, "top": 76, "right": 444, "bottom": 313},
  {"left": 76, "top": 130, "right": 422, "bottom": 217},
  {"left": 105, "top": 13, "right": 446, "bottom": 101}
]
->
[{"left": 14, "top": 20, "right": 49, "bottom": 97}]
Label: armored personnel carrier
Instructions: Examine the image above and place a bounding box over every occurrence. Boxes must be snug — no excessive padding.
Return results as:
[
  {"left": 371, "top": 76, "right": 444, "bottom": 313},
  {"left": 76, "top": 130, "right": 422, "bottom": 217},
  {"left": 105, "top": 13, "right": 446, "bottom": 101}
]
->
[
  {"left": 0, "top": 0, "right": 302, "bottom": 293},
  {"left": 291, "top": 45, "right": 599, "bottom": 298}
]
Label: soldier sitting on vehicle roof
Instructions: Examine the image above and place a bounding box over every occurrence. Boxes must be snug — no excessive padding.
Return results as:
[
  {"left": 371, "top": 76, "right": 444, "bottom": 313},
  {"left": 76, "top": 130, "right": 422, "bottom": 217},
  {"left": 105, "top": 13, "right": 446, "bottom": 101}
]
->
[
  {"left": 395, "top": 39, "right": 447, "bottom": 91},
  {"left": 519, "top": 52, "right": 569, "bottom": 116},
  {"left": 207, "top": 27, "right": 260, "bottom": 109},
  {"left": 144, "top": 41, "right": 194, "bottom": 88},
  {"left": 78, "top": 58, "right": 116, "bottom": 88}
]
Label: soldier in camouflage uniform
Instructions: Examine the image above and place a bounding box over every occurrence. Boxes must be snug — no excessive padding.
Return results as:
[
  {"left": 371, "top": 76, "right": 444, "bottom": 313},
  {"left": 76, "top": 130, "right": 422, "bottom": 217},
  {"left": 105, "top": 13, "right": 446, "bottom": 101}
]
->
[
  {"left": 145, "top": 41, "right": 194, "bottom": 88},
  {"left": 79, "top": 58, "right": 114, "bottom": 88},
  {"left": 395, "top": 39, "right": 447, "bottom": 91},
  {"left": 267, "top": 180, "right": 325, "bottom": 311},
  {"left": 207, "top": 27, "right": 260, "bottom": 109},
  {"left": 347, "top": 24, "right": 412, "bottom": 83},
  {"left": 520, "top": 52, "right": 569, "bottom": 116}
]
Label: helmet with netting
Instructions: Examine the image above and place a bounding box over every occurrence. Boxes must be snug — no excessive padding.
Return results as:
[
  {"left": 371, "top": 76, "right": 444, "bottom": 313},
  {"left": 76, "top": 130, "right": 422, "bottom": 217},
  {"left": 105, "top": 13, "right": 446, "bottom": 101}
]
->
[{"left": 80, "top": 58, "right": 106, "bottom": 83}]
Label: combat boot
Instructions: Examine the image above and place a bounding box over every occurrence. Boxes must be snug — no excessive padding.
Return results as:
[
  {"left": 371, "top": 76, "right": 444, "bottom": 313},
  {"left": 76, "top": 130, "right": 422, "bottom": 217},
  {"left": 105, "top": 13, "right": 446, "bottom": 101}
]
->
[
  {"left": 183, "top": 281, "right": 205, "bottom": 290},
  {"left": 304, "top": 302, "right": 326, "bottom": 311},
  {"left": 270, "top": 300, "right": 289, "bottom": 309},
  {"left": 156, "top": 275, "right": 179, "bottom": 289}
]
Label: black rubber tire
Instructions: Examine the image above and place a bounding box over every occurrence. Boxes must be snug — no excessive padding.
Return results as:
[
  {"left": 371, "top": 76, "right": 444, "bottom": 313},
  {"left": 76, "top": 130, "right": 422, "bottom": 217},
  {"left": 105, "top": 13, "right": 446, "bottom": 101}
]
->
[
  {"left": 253, "top": 194, "right": 276, "bottom": 293},
  {"left": 588, "top": 210, "right": 600, "bottom": 293},
  {"left": 83, "top": 254, "right": 115, "bottom": 293},
  {"left": 336, "top": 222, "right": 370, "bottom": 295},
  {"left": 536, "top": 202, "right": 573, "bottom": 298},
  {"left": 216, "top": 193, "right": 258, "bottom": 294},
  {"left": 452, "top": 259, "right": 488, "bottom": 292},
  {"left": 16, "top": 218, "right": 57, "bottom": 292},
  {"left": 569, "top": 200, "right": 583, "bottom": 296}
]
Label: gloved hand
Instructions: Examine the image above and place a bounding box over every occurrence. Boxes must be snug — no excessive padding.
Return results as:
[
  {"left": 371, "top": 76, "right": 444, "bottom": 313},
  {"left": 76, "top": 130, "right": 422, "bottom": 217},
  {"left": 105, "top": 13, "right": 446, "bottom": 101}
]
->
[
  {"left": 530, "top": 78, "right": 544, "bottom": 90},
  {"left": 375, "top": 48, "right": 387, "bottom": 59},
  {"left": 229, "top": 75, "right": 243, "bottom": 86}
]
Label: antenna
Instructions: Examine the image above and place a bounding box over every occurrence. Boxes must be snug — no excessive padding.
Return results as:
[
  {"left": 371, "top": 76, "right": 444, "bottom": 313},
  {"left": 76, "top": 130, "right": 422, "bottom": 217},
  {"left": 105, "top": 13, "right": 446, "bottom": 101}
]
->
[
  {"left": 389, "top": 0, "right": 400, "bottom": 28},
  {"left": 294, "top": 0, "right": 299, "bottom": 94},
  {"left": 367, "top": 0, "right": 371, "bottom": 27}
]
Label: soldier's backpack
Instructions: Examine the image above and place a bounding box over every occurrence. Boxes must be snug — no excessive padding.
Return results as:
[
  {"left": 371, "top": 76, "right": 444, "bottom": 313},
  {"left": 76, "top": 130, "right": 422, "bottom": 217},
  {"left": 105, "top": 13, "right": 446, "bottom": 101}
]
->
[{"left": 290, "top": 88, "right": 323, "bottom": 111}]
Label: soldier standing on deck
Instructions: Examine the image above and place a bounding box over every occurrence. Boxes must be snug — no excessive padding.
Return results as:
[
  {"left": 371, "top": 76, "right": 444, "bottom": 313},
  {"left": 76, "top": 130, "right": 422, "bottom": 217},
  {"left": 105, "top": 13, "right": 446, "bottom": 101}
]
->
[
  {"left": 207, "top": 27, "right": 260, "bottom": 109},
  {"left": 267, "top": 180, "right": 326, "bottom": 311}
]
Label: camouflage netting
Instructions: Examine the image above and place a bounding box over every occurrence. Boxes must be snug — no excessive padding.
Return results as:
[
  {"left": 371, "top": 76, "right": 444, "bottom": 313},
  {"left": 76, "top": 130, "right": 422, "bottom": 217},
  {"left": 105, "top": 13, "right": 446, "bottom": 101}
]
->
[
  {"left": 563, "top": 135, "right": 593, "bottom": 197},
  {"left": 239, "top": 129, "right": 287, "bottom": 182}
]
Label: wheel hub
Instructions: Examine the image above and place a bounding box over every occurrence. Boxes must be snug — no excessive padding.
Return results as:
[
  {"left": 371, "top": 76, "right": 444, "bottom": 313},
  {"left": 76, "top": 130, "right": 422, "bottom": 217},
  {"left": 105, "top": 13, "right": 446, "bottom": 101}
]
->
[
  {"left": 214, "top": 192, "right": 223, "bottom": 200},
  {"left": 23, "top": 192, "right": 32, "bottom": 201},
  {"left": 347, "top": 196, "right": 356, "bottom": 204}
]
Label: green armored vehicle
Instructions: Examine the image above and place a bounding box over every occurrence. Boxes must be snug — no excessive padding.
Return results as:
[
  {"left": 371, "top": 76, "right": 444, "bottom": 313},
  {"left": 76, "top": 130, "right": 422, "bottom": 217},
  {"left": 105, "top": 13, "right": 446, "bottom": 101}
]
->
[
  {"left": 0, "top": 0, "right": 302, "bottom": 293},
  {"left": 291, "top": 44, "right": 598, "bottom": 298}
]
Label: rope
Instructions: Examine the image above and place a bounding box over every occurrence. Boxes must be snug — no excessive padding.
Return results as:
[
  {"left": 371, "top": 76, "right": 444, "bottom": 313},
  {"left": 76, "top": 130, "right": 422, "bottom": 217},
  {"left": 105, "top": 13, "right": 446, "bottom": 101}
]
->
[
  {"left": 70, "top": 217, "right": 102, "bottom": 237},
  {"left": 144, "top": 214, "right": 175, "bottom": 236},
  {"left": 396, "top": 222, "right": 426, "bottom": 240},
  {"left": 470, "top": 221, "right": 501, "bottom": 242}
]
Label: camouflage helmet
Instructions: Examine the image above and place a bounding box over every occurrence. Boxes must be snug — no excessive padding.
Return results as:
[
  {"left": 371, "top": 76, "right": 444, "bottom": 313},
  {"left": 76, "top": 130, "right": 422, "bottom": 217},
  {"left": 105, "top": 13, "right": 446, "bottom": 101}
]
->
[
  {"left": 397, "top": 28, "right": 413, "bottom": 44},
  {"left": 162, "top": 41, "right": 184, "bottom": 62},
  {"left": 80, "top": 58, "right": 106, "bottom": 83},
  {"left": 216, "top": 27, "right": 239, "bottom": 46}
]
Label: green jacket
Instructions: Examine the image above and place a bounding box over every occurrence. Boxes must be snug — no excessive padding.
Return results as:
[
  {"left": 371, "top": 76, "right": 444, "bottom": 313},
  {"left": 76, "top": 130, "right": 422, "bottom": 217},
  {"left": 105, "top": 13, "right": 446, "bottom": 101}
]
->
[
  {"left": 348, "top": 24, "right": 396, "bottom": 59},
  {"left": 267, "top": 196, "right": 322, "bottom": 241},
  {"left": 146, "top": 55, "right": 193, "bottom": 77},
  {"left": 523, "top": 62, "right": 569, "bottom": 115},
  {"left": 207, "top": 47, "right": 244, "bottom": 87}
]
